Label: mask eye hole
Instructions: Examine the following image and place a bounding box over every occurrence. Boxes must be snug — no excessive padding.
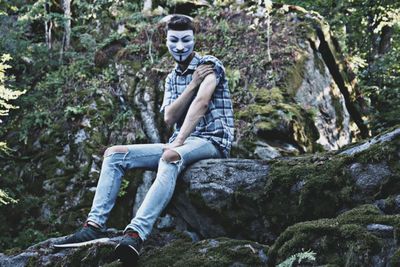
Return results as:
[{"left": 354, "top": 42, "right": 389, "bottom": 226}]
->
[{"left": 168, "top": 37, "right": 178, "bottom": 43}]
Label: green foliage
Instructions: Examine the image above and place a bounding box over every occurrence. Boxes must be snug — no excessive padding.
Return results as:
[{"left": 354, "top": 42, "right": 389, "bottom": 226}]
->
[
  {"left": 361, "top": 28, "right": 400, "bottom": 132},
  {"left": 13, "top": 228, "right": 47, "bottom": 248},
  {"left": 225, "top": 68, "right": 241, "bottom": 93},
  {"left": 0, "top": 189, "right": 18, "bottom": 206},
  {"left": 277, "top": 250, "right": 316, "bottom": 267},
  {"left": 64, "top": 105, "right": 86, "bottom": 118},
  {"left": 0, "top": 54, "right": 25, "bottom": 117},
  {"left": 0, "top": 1, "right": 18, "bottom": 16},
  {"left": 274, "top": 0, "right": 400, "bottom": 133},
  {"left": 118, "top": 179, "right": 130, "bottom": 197},
  {"left": 0, "top": 54, "right": 23, "bottom": 206}
]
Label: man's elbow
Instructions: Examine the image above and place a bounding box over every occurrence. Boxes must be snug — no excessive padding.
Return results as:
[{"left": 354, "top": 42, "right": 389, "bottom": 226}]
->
[
  {"left": 164, "top": 114, "right": 174, "bottom": 127},
  {"left": 163, "top": 107, "right": 175, "bottom": 126},
  {"left": 194, "top": 97, "right": 209, "bottom": 111}
]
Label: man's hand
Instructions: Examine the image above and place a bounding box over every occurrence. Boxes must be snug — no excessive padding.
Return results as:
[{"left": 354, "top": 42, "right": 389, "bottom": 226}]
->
[
  {"left": 190, "top": 64, "right": 214, "bottom": 89},
  {"left": 163, "top": 138, "right": 185, "bottom": 150},
  {"left": 163, "top": 64, "right": 214, "bottom": 126}
]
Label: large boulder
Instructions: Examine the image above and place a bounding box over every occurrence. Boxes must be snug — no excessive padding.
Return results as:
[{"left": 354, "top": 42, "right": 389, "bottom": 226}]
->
[
  {"left": 170, "top": 127, "right": 400, "bottom": 265},
  {"left": 0, "top": 233, "right": 269, "bottom": 267},
  {"left": 1, "top": 127, "right": 398, "bottom": 266}
]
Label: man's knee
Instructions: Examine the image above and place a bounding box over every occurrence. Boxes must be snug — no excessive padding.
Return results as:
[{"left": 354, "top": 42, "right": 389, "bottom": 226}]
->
[
  {"left": 104, "top": 145, "right": 128, "bottom": 157},
  {"left": 162, "top": 149, "right": 181, "bottom": 163}
]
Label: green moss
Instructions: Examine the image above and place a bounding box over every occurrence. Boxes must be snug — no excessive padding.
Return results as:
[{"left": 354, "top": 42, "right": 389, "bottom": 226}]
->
[
  {"left": 237, "top": 104, "right": 275, "bottom": 119},
  {"left": 248, "top": 87, "right": 285, "bottom": 104},
  {"left": 330, "top": 91, "right": 345, "bottom": 129},
  {"left": 353, "top": 136, "right": 400, "bottom": 164},
  {"left": 258, "top": 154, "right": 352, "bottom": 233},
  {"left": 90, "top": 130, "right": 107, "bottom": 146},
  {"left": 255, "top": 121, "right": 275, "bottom": 132},
  {"left": 3, "top": 247, "right": 23, "bottom": 256},
  {"left": 102, "top": 262, "right": 123, "bottom": 267},
  {"left": 313, "top": 51, "right": 327, "bottom": 75},
  {"left": 139, "top": 237, "right": 268, "bottom": 267},
  {"left": 351, "top": 135, "right": 400, "bottom": 197},
  {"left": 391, "top": 249, "right": 400, "bottom": 266},
  {"left": 55, "top": 244, "right": 116, "bottom": 267},
  {"left": 26, "top": 256, "right": 40, "bottom": 267},
  {"left": 256, "top": 134, "right": 400, "bottom": 240},
  {"left": 269, "top": 205, "right": 399, "bottom": 266},
  {"left": 235, "top": 83, "right": 318, "bottom": 153},
  {"left": 187, "top": 136, "right": 396, "bottom": 248},
  {"left": 283, "top": 53, "right": 307, "bottom": 96}
]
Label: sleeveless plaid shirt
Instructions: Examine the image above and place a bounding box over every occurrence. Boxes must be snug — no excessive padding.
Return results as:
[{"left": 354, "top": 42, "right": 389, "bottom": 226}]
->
[{"left": 160, "top": 53, "right": 234, "bottom": 157}]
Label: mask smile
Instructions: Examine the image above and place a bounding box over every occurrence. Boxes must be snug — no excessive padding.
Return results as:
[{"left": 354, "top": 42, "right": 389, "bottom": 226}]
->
[{"left": 167, "top": 30, "right": 194, "bottom": 63}]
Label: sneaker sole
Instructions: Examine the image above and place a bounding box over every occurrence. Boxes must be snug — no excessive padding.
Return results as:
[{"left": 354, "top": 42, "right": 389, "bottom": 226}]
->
[
  {"left": 53, "top": 237, "right": 110, "bottom": 248},
  {"left": 115, "top": 243, "right": 139, "bottom": 264}
]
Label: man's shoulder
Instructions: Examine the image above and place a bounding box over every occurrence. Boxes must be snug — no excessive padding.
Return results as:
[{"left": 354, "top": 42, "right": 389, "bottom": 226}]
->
[
  {"left": 166, "top": 70, "right": 176, "bottom": 80},
  {"left": 199, "top": 54, "right": 223, "bottom": 66}
]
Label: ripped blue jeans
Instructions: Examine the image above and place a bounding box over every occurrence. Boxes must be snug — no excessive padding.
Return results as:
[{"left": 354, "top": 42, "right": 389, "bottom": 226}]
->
[{"left": 87, "top": 136, "right": 221, "bottom": 240}]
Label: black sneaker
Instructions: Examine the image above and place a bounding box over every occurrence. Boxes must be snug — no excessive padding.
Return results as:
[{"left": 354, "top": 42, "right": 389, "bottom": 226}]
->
[
  {"left": 115, "top": 229, "right": 142, "bottom": 264},
  {"left": 54, "top": 222, "right": 109, "bottom": 248}
]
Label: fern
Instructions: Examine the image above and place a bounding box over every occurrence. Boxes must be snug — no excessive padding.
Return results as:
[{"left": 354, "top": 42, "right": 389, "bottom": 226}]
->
[
  {"left": 277, "top": 250, "right": 317, "bottom": 267},
  {"left": 0, "top": 54, "right": 25, "bottom": 116},
  {"left": 0, "top": 189, "right": 18, "bottom": 206},
  {"left": 0, "top": 54, "right": 23, "bottom": 206}
]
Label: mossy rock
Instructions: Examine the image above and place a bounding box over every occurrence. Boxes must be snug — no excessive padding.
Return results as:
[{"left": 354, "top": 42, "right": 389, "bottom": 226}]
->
[
  {"left": 175, "top": 129, "right": 400, "bottom": 247},
  {"left": 139, "top": 237, "right": 269, "bottom": 267},
  {"left": 268, "top": 205, "right": 400, "bottom": 266}
]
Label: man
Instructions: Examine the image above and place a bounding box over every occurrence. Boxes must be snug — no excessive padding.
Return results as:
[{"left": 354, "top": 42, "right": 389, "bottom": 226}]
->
[{"left": 54, "top": 15, "right": 234, "bottom": 264}]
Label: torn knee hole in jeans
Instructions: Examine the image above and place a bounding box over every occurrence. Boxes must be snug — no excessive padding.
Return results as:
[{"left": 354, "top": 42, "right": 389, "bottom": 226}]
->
[
  {"left": 167, "top": 159, "right": 181, "bottom": 164},
  {"left": 160, "top": 157, "right": 182, "bottom": 166},
  {"left": 161, "top": 149, "right": 182, "bottom": 164}
]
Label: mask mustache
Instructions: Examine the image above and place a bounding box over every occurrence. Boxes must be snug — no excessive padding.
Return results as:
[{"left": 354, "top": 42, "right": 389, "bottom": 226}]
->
[
  {"left": 173, "top": 49, "right": 189, "bottom": 53},
  {"left": 167, "top": 42, "right": 194, "bottom": 62}
]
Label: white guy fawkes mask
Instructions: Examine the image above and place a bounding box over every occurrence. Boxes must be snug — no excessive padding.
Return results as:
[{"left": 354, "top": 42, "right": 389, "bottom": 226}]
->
[{"left": 166, "top": 30, "right": 194, "bottom": 63}]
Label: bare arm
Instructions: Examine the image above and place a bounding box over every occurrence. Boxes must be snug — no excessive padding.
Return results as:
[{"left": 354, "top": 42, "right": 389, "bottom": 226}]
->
[
  {"left": 165, "top": 73, "right": 217, "bottom": 148},
  {"left": 164, "top": 64, "right": 214, "bottom": 126},
  {"left": 163, "top": 82, "right": 196, "bottom": 126}
]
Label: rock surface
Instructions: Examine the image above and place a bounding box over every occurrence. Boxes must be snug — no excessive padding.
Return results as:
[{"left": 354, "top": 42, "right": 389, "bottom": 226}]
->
[
  {"left": 171, "top": 128, "right": 400, "bottom": 246},
  {"left": 0, "top": 234, "right": 269, "bottom": 267},
  {"left": 1, "top": 127, "right": 398, "bottom": 266}
]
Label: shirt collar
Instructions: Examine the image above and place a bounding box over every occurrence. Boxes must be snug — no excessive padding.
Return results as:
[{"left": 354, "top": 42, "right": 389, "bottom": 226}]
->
[{"left": 174, "top": 52, "right": 201, "bottom": 75}]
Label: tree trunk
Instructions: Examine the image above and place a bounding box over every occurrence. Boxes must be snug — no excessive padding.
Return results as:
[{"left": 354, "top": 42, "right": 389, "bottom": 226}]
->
[
  {"left": 44, "top": 2, "right": 52, "bottom": 50},
  {"left": 61, "top": 0, "right": 71, "bottom": 51},
  {"left": 142, "top": 0, "right": 152, "bottom": 14},
  {"left": 378, "top": 25, "right": 393, "bottom": 55}
]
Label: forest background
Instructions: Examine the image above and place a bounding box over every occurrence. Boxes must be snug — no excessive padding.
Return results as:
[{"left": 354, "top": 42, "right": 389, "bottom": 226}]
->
[{"left": 0, "top": 0, "right": 399, "bottom": 259}]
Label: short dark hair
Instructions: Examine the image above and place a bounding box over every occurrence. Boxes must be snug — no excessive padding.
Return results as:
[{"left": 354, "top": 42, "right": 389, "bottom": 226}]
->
[{"left": 167, "top": 15, "right": 195, "bottom": 33}]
